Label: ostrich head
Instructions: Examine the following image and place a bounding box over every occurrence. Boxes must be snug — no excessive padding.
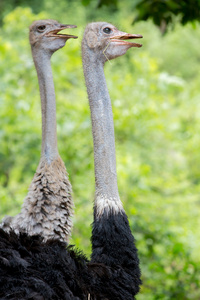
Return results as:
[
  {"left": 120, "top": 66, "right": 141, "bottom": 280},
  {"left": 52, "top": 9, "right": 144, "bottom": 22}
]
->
[
  {"left": 29, "top": 19, "right": 77, "bottom": 53},
  {"left": 82, "top": 22, "right": 142, "bottom": 62}
]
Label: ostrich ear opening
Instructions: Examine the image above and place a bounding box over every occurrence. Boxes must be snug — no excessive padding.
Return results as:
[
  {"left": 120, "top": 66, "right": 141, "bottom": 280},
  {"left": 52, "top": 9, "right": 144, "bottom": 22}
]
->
[{"left": 85, "top": 31, "right": 98, "bottom": 49}]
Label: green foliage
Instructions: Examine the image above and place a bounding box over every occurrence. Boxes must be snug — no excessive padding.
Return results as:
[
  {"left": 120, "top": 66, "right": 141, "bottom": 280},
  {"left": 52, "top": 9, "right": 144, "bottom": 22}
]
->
[
  {"left": 0, "top": 0, "right": 44, "bottom": 24},
  {"left": 141, "top": 0, "right": 198, "bottom": 32},
  {"left": 1, "top": 0, "right": 200, "bottom": 31},
  {"left": 132, "top": 0, "right": 200, "bottom": 32},
  {"left": 0, "top": 5, "right": 200, "bottom": 299}
]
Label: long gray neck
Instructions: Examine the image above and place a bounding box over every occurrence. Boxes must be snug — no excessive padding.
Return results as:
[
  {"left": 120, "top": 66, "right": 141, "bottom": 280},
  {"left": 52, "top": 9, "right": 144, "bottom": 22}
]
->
[
  {"left": 32, "top": 47, "right": 59, "bottom": 163},
  {"left": 82, "top": 45, "right": 120, "bottom": 201}
]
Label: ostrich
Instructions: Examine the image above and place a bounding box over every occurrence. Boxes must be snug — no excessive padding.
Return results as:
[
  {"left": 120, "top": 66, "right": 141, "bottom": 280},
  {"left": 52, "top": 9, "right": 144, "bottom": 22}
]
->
[
  {"left": 82, "top": 22, "right": 142, "bottom": 298},
  {"left": 0, "top": 20, "right": 77, "bottom": 242},
  {"left": 0, "top": 22, "right": 142, "bottom": 300}
]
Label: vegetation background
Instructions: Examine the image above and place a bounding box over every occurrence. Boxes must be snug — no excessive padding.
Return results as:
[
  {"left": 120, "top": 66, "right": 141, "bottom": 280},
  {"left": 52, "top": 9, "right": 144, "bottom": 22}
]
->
[{"left": 0, "top": 0, "right": 200, "bottom": 299}]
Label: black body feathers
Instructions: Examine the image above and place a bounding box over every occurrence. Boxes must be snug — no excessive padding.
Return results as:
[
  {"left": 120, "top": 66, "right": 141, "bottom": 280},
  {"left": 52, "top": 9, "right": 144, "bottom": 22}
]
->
[{"left": 0, "top": 212, "right": 141, "bottom": 300}]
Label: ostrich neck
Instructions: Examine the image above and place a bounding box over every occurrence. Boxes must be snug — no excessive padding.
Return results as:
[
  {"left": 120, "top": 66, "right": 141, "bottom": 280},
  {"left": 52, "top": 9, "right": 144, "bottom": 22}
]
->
[
  {"left": 82, "top": 49, "right": 119, "bottom": 201},
  {"left": 32, "top": 47, "right": 59, "bottom": 163}
]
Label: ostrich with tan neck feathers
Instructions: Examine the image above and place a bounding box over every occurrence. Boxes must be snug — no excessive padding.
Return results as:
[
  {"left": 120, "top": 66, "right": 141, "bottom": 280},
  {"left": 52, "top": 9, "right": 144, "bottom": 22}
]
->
[
  {"left": 0, "top": 19, "right": 77, "bottom": 242},
  {"left": 0, "top": 21, "right": 142, "bottom": 300}
]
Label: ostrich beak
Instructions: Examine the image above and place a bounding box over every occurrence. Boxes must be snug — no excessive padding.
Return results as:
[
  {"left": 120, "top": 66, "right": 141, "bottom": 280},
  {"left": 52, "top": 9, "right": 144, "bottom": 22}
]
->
[
  {"left": 46, "top": 24, "right": 78, "bottom": 39},
  {"left": 110, "top": 32, "right": 143, "bottom": 48}
]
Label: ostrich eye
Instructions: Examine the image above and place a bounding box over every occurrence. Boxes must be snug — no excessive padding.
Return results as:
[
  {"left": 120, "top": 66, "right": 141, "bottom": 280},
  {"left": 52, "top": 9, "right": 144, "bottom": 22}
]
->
[
  {"left": 37, "top": 25, "right": 46, "bottom": 32},
  {"left": 103, "top": 27, "right": 112, "bottom": 34}
]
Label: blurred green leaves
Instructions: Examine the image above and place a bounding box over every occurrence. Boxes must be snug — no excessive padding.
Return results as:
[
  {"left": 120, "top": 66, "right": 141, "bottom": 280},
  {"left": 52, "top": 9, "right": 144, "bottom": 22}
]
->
[
  {"left": 132, "top": 0, "right": 200, "bottom": 32},
  {"left": 1, "top": 0, "right": 200, "bottom": 31}
]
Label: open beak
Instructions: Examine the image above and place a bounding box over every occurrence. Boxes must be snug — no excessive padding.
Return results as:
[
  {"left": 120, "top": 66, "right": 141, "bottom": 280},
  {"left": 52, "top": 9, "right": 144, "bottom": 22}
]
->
[
  {"left": 110, "top": 33, "right": 143, "bottom": 48},
  {"left": 46, "top": 24, "right": 78, "bottom": 39}
]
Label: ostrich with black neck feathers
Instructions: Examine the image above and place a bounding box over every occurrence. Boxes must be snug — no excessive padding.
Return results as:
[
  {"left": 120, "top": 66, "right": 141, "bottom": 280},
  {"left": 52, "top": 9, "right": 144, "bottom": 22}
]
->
[{"left": 82, "top": 22, "right": 142, "bottom": 298}]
